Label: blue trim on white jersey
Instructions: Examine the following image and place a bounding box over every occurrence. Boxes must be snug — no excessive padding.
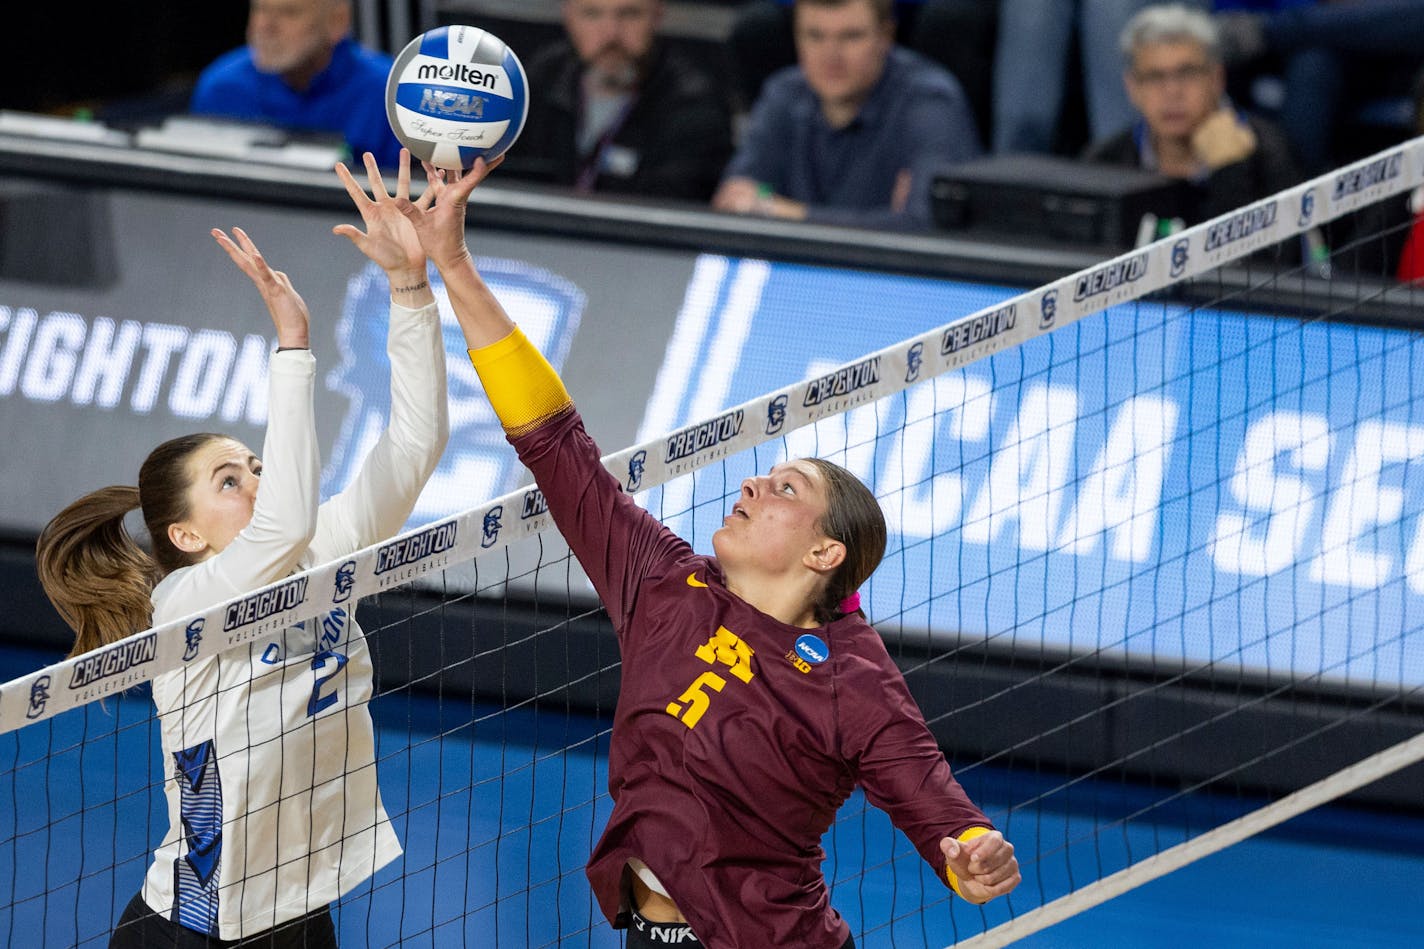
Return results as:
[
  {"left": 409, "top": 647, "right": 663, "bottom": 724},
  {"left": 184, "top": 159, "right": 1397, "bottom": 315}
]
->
[{"left": 172, "top": 739, "right": 223, "bottom": 935}]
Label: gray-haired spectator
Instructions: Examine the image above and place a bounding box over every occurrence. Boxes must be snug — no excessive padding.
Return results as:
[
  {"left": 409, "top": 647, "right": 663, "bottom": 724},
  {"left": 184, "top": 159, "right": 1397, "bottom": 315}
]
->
[{"left": 1083, "top": 3, "right": 1301, "bottom": 226}]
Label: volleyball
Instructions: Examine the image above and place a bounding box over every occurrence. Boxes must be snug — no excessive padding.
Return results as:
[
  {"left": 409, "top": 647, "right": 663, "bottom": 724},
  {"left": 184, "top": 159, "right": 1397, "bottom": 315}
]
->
[{"left": 385, "top": 25, "right": 529, "bottom": 171}]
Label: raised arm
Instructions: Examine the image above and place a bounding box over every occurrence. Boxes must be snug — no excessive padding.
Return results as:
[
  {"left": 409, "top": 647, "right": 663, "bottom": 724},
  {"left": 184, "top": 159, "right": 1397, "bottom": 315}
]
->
[
  {"left": 153, "top": 229, "right": 319, "bottom": 621},
  {"left": 395, "top": 155, "right": 688, "bottom": 629},
  {"left": 305, "top": 151, "right": 452, "bottom": 561},
  {"left": 394, "top": 155, "right": 567, "bottom": 438},
  {"left": 396, "top": 155, "right": 514, "bottom": 351},
  {"left": 214, "top": 226, "right": 311, "bottom": 351}
]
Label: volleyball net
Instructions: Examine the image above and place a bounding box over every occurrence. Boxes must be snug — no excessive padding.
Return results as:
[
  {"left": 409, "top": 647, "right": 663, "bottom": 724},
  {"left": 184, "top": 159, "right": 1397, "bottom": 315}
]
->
[{"left": 3, "top": 136, "right": 1424, "bottom": 946}]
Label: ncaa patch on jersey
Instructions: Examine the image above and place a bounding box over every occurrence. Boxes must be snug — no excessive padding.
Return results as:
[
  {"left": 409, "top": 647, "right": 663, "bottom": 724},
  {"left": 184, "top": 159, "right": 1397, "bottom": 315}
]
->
[{"left": 794, "top": 634, "right": 829, "bottom": 666}]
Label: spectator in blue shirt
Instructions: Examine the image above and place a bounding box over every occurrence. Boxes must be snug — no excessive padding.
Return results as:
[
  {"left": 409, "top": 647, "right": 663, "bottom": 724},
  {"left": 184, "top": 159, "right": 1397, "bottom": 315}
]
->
[
  {"left": 713, "top": 0, "right": 981, "bottom": 229},
  {"left": 190, "top": 0, "right": 401, "bottom": 168}
]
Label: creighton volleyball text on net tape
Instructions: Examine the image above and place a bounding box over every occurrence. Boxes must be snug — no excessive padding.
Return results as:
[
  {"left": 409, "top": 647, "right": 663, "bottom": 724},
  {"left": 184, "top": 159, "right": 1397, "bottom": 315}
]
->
[{"left": 4, "top": 135, "right": 1422, "bottom": 734}]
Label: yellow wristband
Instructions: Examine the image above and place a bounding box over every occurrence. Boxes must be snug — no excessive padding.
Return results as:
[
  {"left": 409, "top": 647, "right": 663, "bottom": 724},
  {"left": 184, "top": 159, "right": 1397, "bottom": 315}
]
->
[
  {"left": 467, "top": 327, "right": 572, "bottom": 438},
  {"left": 945, "top": 825, "right": 993, "bottom": 899}
]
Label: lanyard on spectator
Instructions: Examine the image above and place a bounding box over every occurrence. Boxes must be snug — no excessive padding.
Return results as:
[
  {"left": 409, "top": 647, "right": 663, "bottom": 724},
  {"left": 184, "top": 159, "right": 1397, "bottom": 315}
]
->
[{"left": 575, "top": 90, "right": 639, "bottom": 193}]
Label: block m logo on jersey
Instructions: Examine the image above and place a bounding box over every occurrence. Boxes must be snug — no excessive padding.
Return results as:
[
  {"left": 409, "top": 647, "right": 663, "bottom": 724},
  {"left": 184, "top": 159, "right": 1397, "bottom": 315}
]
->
[{"left": 325, "top": 259, "right": 585, "bottom": 526}]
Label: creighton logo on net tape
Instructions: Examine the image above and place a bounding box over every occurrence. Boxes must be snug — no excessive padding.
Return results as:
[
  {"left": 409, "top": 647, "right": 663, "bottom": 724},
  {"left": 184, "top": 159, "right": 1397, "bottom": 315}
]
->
[
  {"left": 632, "top": 253, "right": 1018, "bottom": 571},
  {"left": 26, "top": 674, "right": 51, "bottom": 720},
  {"left": 333, "top": 560, "right": 358, "bottom": 603},
  {"left": 1329, "top": 149, "right": 1406, "bottom": 213},
  {"left": 905, "top": 342, "right": 923, "bottom": 382},
  {"left": 325, "top": 259, "right": 584, "bottom": 527},
  {"left": 375, "top": 520, "right": 459, "bottom": 586},
  {"left": 1203, "top": 201, "right": 1280, "bottom": 261},
  {"left": 68, "top": 633, "right": 158, "bottom": 696},
  {"left": 636, "top": 255, "right": 1015, "bottom": 453},
  {"left": 626, "top": 450, "right": 647, "bottom": 492},
  {"left": 521, "top": 487, "right": 548, "bottom": 519},
  {"left": 183, "top": 619, "right": 205, "bottom": 662},
  {"left": 1170, "top": 238, "right": 1190, "bottom": 279},
  {"left": 1298, "top": 189, "right": 1317, "bottom": 228},
  {"left": 1038, "top": 290, "right": 1058, "bottom": 330},
  {"left": 765, "top": 394, "right": 788, "bottom": 435},
  {"left": 481, "top": 505, "right": 504, "bottom": 547}
]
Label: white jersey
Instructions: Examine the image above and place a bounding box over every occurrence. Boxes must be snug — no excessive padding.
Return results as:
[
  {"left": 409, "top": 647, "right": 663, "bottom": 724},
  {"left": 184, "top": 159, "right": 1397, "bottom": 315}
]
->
[{"left": 140, "top": 302, "right": 448, "bottom": 940}]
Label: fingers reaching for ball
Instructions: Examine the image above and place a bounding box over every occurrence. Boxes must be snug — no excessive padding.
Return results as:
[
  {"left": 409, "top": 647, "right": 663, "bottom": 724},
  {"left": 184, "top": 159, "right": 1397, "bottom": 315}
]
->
[
  {"left": 211, "top": 227, "right": 311, "bottom": 350},
  {"left": 385, "top": 152, "right": 493, "bottom": 271},
  {"left": 419, "top": 154, "right": 504, "bottom": 205},
  {"left": 331, "top": 150, "right": 429, "bottom": 281}
]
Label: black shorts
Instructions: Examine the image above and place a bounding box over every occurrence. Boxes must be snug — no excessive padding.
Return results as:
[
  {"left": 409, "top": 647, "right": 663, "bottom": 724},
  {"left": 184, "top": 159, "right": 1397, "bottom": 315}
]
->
[
  {"left": 109, "top": 892, "right": 338, "bottom": 949},
  {"left": 624, "top": 904, "right": 857, "bottom": 949}
]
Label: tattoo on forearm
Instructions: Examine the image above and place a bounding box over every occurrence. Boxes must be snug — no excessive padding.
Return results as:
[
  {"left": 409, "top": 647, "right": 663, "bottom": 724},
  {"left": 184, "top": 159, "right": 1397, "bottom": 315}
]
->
[{"left": 393, "top": 281, "right": 429, "bottom": 293}]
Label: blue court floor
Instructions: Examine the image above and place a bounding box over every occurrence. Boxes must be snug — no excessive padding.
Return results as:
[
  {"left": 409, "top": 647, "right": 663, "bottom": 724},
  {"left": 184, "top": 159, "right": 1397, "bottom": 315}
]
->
[{"left": 2, "top": 644, "right": 1421, "bottom": 948}]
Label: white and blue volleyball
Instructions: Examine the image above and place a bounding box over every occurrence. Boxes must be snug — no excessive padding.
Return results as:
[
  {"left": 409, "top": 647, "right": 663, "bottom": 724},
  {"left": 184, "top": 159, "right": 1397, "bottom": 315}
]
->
[{"left": 385, "top": 25, "right": 528, "bottom": 170}]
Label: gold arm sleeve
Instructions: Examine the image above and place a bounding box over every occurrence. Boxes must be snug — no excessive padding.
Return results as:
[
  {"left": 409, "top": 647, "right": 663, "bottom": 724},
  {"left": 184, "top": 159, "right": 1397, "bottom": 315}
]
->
[{"left": 467, "top": 327, "right": 573, "bottom": 438}]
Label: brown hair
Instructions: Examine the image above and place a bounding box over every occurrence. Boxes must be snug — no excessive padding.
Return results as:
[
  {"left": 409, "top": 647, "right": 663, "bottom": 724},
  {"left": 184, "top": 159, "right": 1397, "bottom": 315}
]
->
[
  {"left": 36, "top": 433, "right": 222, "bottom": 657},
  {"left": 795, "top": 0, "right": 895, "bottom": 25},
  {"left": 806, "top": 458, "right": 887, "bottom": 624}
]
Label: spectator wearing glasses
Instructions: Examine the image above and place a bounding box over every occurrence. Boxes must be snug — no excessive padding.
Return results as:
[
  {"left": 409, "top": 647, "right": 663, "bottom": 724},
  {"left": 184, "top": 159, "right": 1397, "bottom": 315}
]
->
[{"left": 1084, "top": 3, "right": 1300, "bottom": 226}]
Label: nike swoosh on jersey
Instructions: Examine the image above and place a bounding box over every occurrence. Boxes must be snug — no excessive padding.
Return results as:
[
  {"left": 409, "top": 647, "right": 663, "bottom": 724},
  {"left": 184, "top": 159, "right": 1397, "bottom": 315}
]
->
[{"left": 686, "top": 572, "right": 708, "bottom": 588}]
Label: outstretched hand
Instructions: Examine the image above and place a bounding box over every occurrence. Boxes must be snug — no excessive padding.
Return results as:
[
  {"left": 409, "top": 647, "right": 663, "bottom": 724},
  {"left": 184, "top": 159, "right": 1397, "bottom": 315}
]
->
[
  {"left": 212, "top": 227, "right": 310, "bottom": 350},
  {"left": 940, "top": 830, "right": 1020, "bottom": 905},
  {"left": 332, "top": 150, "right": 430, "bottom": 282},
  {"left": 395, "top": 153, "right": 504, "bottom": 271}
]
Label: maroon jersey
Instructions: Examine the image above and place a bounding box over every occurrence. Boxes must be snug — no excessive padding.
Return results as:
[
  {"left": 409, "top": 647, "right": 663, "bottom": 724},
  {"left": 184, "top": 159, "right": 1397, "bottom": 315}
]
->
[{"left": 511, "top": 408, "right": 990, "bottom": 948}]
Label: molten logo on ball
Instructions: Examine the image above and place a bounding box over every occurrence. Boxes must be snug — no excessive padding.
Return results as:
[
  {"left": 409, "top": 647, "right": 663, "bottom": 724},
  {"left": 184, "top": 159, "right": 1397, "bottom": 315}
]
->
[
  {"left": 386, "top": 25, "right": 529, "bottom": 170},
  {"left": 416, "top": 62, "right": 498, "bottom": 88}
]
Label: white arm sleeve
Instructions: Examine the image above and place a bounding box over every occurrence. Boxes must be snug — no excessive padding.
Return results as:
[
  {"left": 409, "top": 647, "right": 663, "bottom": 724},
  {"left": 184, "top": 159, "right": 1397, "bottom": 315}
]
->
[
  {"left": 151, "top": 349, "right": 319, "bottom": 623},
  {"left": 307, "top": 300, "right": 449, "bottom": 564}
]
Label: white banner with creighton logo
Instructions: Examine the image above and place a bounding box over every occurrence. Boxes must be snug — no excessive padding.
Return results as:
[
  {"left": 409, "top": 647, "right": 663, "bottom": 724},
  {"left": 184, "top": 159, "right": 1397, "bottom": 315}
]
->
[{"left": 4, "top": 136, "right": 1422, "bottom": 733}]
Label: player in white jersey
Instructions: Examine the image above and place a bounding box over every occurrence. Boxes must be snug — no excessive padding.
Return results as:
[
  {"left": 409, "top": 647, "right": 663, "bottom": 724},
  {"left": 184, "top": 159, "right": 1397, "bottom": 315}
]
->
[{"left": 35, "top": 152, "right": 450, "bottom": 947}]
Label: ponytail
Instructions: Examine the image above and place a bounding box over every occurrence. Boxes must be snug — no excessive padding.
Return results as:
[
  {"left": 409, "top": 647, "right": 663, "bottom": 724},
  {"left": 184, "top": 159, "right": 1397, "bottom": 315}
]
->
[
  {"left": 37, "top": 431, "right": 221, "bottom": 657},
  {"left": 36, "top": 486, "right": 156, "bottom": 657},
  {"left": 806, "top": 458, "right": 887, "bottom": 626}
]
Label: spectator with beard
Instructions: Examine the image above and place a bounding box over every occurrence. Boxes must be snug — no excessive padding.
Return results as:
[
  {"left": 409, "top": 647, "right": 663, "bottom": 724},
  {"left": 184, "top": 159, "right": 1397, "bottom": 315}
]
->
[
  {"left": 190, "top": 0, "right": 401, "bottom": 167},
  {"left": 498, "top": 0, "right": 734, "bottom": 201}
]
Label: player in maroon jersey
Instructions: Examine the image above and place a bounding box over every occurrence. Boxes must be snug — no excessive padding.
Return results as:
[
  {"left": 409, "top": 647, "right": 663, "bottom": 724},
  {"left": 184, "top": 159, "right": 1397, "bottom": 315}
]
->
[{"left": 396, "top": 152, "right": 1021, "bottom": 948}]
